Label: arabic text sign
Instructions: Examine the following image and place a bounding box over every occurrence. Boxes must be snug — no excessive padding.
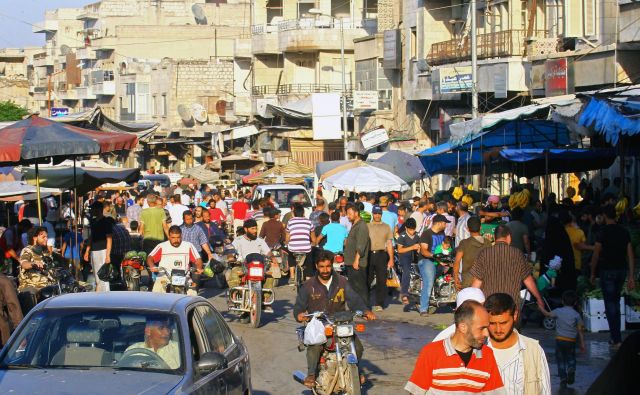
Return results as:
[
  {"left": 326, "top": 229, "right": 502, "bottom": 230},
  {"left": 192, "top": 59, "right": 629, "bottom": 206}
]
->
[
  {"left": 439, "top": 66, "right": 472, "bottom": 94},
  {"left": 360, "top": 128, "right": 389, "bottom": 151},
  {"left": 51, "top": 107, "right": 69, "bottom": 117},
  {"left": 353, "top": 91, "right": 378, "bottom": 110}
]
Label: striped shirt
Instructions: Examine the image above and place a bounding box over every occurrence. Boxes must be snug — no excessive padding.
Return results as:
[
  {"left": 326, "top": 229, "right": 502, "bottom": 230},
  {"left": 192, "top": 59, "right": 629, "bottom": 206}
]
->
[
  {"left": 180, "top": 224, "right": 208, "bottom": 253},
  {"left": 406, "top": 336, "right": 505, "bottom": 395},
  {"left": 286, "top": 217, "right": 314, "bottom": 253},
  {"left": 469, "top": 242, "right": 532, "bottom": 306}
]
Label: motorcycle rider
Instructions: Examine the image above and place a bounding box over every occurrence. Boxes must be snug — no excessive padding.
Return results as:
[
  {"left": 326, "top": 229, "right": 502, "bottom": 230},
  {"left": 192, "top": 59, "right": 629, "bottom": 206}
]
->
[
  {"left": 146, "top": 225, "right": 203, "bottom": 295},
  {"left": 18, "top": 226, "right": 56, "bottom": 308},
  {"left": 293, "top": 250, "right": 376, "bottom": 388},
  {"left": 232, "top": 219, "right": 275, "bottom": 263},
  {"left": 417, "top": 214, "right": 450, "bottom": 316}
]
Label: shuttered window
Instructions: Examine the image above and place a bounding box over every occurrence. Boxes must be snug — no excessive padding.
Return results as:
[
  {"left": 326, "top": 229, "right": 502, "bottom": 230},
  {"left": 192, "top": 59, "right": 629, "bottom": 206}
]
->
[{"left": 583, "top": 0, "right": 596, "bottom": 36}]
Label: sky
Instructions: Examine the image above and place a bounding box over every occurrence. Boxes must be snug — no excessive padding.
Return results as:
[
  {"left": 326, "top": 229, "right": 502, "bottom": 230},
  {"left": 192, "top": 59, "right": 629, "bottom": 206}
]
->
[{"left": 0, "top": 0, "right": 90, "bottom": 48}]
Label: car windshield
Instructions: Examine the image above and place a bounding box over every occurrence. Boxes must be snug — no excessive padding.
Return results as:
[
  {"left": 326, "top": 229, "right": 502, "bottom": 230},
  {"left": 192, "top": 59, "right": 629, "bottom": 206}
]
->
[
  {"left": 267, "top": 189, "right": 311, "bottom": 208},
  {"left": 1, "top": 309, "right": 183, "bottom": 374}
]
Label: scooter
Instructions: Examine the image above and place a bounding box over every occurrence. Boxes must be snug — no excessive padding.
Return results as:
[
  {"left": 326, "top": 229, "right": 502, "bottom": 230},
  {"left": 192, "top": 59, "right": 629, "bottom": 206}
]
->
[
  {"left": 226, "top": 253, "right": 275, "bottom": 328},
  {"left": 294, "top": 311, "right": 365, "bottom": 395},
  {"left": 407, "top": 253, "right": 457, "bottom": 314},
  {"left": 121, "top": 251, "right": 151, "bottom": 291}
]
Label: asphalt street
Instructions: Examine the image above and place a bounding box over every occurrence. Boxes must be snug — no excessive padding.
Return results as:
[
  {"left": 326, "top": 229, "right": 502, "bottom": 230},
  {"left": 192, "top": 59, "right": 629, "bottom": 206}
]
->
[{"left": 202, "top": 282, "right": 622, "bottom": 395}]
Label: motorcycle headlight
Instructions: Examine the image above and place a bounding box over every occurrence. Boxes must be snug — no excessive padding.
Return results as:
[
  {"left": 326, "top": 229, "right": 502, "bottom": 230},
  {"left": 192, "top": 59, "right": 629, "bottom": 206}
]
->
[{"left": 336, "top": 325, "right": 353, "bottom": 337}]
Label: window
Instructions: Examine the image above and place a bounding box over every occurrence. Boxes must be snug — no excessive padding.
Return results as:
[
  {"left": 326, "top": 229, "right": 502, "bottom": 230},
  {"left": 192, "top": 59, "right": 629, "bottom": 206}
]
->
[
  {"left": 363, "top": 0, "right": 378, "bottom": 19},
  {"left": 161, "top": 94, "right": 167, "bottom": 117},
  {"left": 297, "top": 0, "right": 315, "bottom": 19},
  {"left": 266, "top": 0, "right": 283, "bottom": 24},
  {"left": 120, "top": 82, "right": 136, "bottom": 121},
  {"left": 377, "top": 60, "right": 392, "bottom": 110},
  {"left": 355, "top": 59, "right": 376, "bottom": 91},
  {"left": 545, "top": 0, "right": 565, "bottom": 37},
  {"left": 196, "top": 305, "right": 233, "bottom": 353},
  {"left": 410, "top": 28, "right": 417, "bottom": 59},
  {"left": 152, "top": 95, "right": 157, "bottom": 116},
  {"left": 355, "top": 59, "right": 393, "bottom": 111},
  {"left": 136, "top": 82, "right": 150, "bottom": 118}
]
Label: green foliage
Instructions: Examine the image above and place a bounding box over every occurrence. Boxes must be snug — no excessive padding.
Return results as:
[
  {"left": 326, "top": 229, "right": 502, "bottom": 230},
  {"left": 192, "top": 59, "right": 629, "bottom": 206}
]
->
[{"left": 0, "top": 100, "right": 29, "bottom": 122}]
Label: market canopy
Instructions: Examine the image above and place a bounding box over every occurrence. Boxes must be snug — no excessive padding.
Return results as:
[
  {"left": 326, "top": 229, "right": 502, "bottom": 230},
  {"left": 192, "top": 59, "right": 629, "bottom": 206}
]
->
[
  {"left": 246, "top": 161, "right": 313, "bottom": 185},
  {"left": 52, "top": 106, "right": 158, "bottom": 141},
  {"left": 0, "top": 116, "right": 138, "bottom": 165},
  {"left": 0, "top": 181, "right": 60, "bottom": 201},
  {"left": 418, "top": 120, "right": 573, "bottom": 175},
  {"left": 367, "top": 150, "right": 427, "bottom": 182},
  {"left": 498, "top": 148, "right": 617, "bottom": 178},
  {"left": 182, "top": 164, "right": 219, "bottom": 183},
  {"left": 22, "top": 165, "right": 140, "bottom": 195},
  {"left": 578, "top": 95, "right": 640, "bottom": 145},
  {"left": 322, "top": 165, "right": 409, "bottom": 193}
]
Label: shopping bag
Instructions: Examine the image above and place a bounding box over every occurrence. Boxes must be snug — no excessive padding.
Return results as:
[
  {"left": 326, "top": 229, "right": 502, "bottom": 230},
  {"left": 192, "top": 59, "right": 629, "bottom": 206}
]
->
[
  {"left": 386, "top": 267, "right": 401, "bottom": 288},
  {"left": 303, "top": 316, "right": 327, "bottom": 345}
]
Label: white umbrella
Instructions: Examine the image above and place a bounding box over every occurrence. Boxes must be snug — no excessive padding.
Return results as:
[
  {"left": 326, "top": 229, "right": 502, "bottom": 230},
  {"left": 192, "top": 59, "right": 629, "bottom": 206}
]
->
[
  {"left": 322, "top": 165, "right": 410, "bottom": 193},
  {"left": 0, "top": 181, "right": 60, "bottom": 201}
]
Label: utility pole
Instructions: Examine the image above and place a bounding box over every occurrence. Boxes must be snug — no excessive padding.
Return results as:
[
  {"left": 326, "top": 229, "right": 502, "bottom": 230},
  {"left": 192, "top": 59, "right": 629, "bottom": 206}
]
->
[
  {"left": 340, "top": 17, "right": 348, "bottom": 160},
  {"left": 471, "top": 0, "right": 478, "bottom": 118}
]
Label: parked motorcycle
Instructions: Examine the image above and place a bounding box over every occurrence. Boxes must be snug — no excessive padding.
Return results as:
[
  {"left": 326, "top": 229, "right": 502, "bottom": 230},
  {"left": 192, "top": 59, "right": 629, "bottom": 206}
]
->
[
  {"left": 121, "top": 251, "right": 151, "bottom": 291},
  {"left": 407, "top": 253, "right": 457, "bottom": 314},
  {"left": 226, "top": 253, "right": 275, "bottom": 328},
  {"left": 293, "top": 311, "right": 365, "bottom": 395}
]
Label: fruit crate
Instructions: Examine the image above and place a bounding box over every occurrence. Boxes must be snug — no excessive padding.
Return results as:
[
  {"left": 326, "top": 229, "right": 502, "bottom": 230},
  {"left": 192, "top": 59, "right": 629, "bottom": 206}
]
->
[
  {"left": 583, "top": 312, "right": 626, "bottom": 333},
  {"left": 582, "top": 297, "right": 624, "bottom": 316}
]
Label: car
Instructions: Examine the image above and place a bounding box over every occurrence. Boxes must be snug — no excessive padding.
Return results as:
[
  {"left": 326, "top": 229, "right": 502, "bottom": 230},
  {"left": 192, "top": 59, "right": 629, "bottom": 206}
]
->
[
  {"left": 251, "top": 184, "right": 313, "bottom": 217},
  {"left": 0, "top": 292, "right": 251, "bottom": 395}
]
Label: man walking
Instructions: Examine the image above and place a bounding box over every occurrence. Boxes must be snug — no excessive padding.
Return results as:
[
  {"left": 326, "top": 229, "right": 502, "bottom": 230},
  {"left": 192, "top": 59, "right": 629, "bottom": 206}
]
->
[
  {"left": 453, "top": 216, "right": 489, "bottom": 290},
  {"left": 180, "top": 210, "right": 213, "bottom": 262},
  {"left": 367, "top": 206, "right": 394, "bottom": 311},
  {"left": 405, "top": 300, "right": 506, "bottom": 394},
  {"left": 485, "top": 293, "right": 551, "bottom": 395},
  {"left": 590, "top": 205, "right": 635, "bottom": 348},
  {"left": 470, "top": 225, "right": 547, "bottom": 312},
  {"left": 343, "top": 203, "right": 370, "bottom": 306},
  {"left": 417, "top": 214, "right": 449, "bottom": 316},
  {"left": 454, "top": 202, "right": 471, "bottom": 247},
  {"left": 378, "top": 196, "right": 398, "bottom": 236},
  {"left": 410, "top": 201, "right": 428, "bottom": 236},
  {"left": 139, "top": 193, "right": 168, "bottom": 254}
]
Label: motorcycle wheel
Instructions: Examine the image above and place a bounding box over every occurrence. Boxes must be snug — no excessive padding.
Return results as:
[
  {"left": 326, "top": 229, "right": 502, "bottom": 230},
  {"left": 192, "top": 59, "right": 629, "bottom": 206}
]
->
[
  {"left": 125, "top": 274, "right": 139, "bottom": 292},
  {"left": 294, "top": 265, "right": 303, "bottom": 294},
  {"left": 249, "top": 283, "right": 262, "bottom": 328},
  {"left": 344, "top": 363, "right": 361, "bottom": 395}
]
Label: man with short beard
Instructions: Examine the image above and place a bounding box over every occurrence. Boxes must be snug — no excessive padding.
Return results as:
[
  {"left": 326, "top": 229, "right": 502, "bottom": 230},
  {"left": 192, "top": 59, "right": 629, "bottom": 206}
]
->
[
  {"left": 232, "top": 219, "right": 274, "bottom": 264},
  {"left": 485, "top": 293, "right": 550, "bottom": 395},
  {"left": 406, "top": 300, "right": 505, "bottom": 394}
]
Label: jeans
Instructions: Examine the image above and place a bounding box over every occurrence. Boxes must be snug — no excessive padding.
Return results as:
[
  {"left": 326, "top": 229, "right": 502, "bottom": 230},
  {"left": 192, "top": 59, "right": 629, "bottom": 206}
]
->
[
  {"left": 418, "top": 259, "right": 436, "bottom": 312},
  {"left": 346, "top": 265, "right": 369, "bottom": 308},
  {"left": 555, "top": 339, "right": 576, "bottom": 381},
  {"left": 368, "top": 251, "right": 389, "bottom": 307},
  {"left": 306, "top": 335, "right": 364, "bottom": 376},
  {"left": 600, "top": 269, "right": 626, "bottom": 344},
  {"left": 399, "top": 255, "right": 412, "bottom": 297}
]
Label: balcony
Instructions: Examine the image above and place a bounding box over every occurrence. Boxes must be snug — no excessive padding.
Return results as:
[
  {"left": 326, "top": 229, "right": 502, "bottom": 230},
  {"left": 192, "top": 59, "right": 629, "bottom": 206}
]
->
[
  {"left": 277, "top": 19, "right": 375, "bottom": 52},
  {"left": 252, "top": 83, "right": 352, "bottom": 96},
  {"left": 76, "top": 47, "right": 96, "bottom": 60},
  {"left": 234, "top": 38, "right": 252, "bottom": 58},
  {"left": 58, "top": 89, "right": 78, "bottom": 101},
  {"left": 32, "top": 20, "right": 59, "bottom": 33},
  {"left": 427, "top": 29, "right": 547, "bottom": 66},
  {"left": 76, "top": 86, "right": 96, "bottom": 100},
  {"left": 252, "top": 24, "right": 279, "bottom": 54},
  {"left": 93, "top": 81, "right": 115, "bottom": 96},
  {"left": 33, "top": 53, "right": 54, "bottom": 67}
]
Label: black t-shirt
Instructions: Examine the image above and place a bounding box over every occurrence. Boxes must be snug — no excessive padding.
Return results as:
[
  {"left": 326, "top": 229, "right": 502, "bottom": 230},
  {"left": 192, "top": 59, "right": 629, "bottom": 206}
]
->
[
  {"left": 456, "top": 349, "right": 473, "bottom": 366},
  {"left": 397, "top": 231, "right": 420, "bottom": 258},
  {"left": 419, "top": 228, "right": 445, "bottom": 258},
  {"left": 597, "top": 224, "right": 631, "bottom": 271},
  {"left": 90, "top": 217, "right": 113, "bottom": 251}
]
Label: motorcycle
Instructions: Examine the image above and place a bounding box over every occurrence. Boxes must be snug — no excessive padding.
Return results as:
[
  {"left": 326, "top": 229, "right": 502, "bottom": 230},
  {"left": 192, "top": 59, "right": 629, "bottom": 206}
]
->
[
  {"left": 121, "top": 251, "right": 151, "bottom": 291},
  {"left": 226, "top": 253, "right": 275, "bottom": 328},
  {"left": 156, "top": 267, "right": 197, "bottom": 295},
  {"left": 407, "top": 253, "right": 457, "bottom": 314},
  {"left": 294, "top": 311, "right": 365, "bottom": 395}
]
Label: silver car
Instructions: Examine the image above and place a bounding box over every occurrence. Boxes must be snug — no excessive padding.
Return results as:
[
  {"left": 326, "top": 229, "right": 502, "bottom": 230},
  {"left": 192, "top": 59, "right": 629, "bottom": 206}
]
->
[{"left": 0, "top": 292, "right": 251, "bottom": 394}]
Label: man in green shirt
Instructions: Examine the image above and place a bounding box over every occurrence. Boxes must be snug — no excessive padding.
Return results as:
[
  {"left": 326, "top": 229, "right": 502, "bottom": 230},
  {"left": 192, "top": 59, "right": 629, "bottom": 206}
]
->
[{"left": 139, "top": 193, "right": 169, "bottom": 254}]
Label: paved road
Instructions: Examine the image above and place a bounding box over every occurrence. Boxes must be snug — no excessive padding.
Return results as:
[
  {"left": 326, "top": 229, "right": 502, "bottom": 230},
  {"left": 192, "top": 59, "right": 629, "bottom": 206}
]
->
[{"left": 203, "top": 283, "right": 620, "bottom": 395}]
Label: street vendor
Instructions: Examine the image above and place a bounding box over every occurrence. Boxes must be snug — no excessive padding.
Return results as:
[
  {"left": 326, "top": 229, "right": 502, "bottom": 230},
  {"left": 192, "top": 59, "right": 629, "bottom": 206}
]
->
[{"left": 479, "top": 195, "right": 509, "bottom": 224}]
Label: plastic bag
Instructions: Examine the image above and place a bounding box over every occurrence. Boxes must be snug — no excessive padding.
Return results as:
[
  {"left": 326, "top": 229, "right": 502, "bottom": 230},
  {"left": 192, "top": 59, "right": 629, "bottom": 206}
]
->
[
  {"left": 386, "top": 267, "right": 400, "bottom": 288},
  {"left": 303, "top": 316, "right": 327, "bottom": 346}
]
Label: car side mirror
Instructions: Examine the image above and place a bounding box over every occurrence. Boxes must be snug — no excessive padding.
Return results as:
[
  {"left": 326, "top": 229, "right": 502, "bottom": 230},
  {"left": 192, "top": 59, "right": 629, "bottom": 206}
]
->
[{"left": 196, "top": 351, "right": 227, "bottom": 374}]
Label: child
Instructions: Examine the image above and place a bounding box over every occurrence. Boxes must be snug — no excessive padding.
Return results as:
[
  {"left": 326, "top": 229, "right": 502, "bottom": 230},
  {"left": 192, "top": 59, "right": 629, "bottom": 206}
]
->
[
  {"left": 543, "top": 290, "right": 585, "bottom": 389},
  {"left": 537, "top": 255, "right": 562, "bottom": 292},
  {"left": 61, "top": 225, "right": 84, "bottom": 276},
  {"left": 434, "top": 236, "right": 453, "bottom": 256}
]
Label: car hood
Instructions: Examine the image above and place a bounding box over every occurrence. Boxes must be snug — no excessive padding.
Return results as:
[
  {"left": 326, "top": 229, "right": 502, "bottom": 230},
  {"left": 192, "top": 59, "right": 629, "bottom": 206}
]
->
[{"left": 0, "top": 368, "right": 184, "bottom": 394}]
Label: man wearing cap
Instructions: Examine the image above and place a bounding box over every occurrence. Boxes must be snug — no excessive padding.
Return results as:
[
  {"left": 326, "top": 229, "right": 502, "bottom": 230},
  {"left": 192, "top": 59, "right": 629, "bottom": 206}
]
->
[
  {"left": 232, "top": 219, "right": 272, "bottom": 261},
  {"left": 417, "top": 214, "right": 450, "bottom": 316},
  {"left": 396, "top": 217, "right": 421, "bottom": 305},
  {"left": 378, "top": 196, "right": 398, "bottom": 236},
  {"left": 367, "top": 206, "right": 394, "bottom": 311},
  {"left": 126, "top": 316, "right": 180, "bottom": 369},
  {"left": 432, "top": 287, "right": 486, "bottom": 342}
]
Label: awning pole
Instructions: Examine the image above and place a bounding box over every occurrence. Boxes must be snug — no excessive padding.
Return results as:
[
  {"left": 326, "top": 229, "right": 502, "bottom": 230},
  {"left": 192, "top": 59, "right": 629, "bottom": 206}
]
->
[
  {"left": 73, "top": 157, "right": 79, "bottom": 278},
  {"left": 35, "top": 162, "right": 42, "bottom": 225},
  {"left": 545, "top": 150, "right": 550, "bottom": 214}
]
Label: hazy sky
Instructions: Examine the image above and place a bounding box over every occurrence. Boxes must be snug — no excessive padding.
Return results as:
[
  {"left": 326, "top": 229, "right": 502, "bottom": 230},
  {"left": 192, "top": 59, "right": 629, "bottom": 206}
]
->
[{"left": 0, "top": 0, "right": 90, "bottom": 48}]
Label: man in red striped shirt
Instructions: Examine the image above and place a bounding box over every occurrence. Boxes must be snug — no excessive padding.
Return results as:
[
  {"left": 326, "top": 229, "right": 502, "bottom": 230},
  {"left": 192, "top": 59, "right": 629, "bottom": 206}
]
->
[{"left": 405, "top": 300, "right": 506, "bottom": 395}]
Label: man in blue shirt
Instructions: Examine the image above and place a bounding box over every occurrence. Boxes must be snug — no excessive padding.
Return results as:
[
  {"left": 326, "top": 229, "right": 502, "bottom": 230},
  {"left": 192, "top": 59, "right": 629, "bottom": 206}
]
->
[
  {"left": 317, "top": 211, "right": 348, "bottom": 254},
  {"left": 379, "top": 196, "right": 398, "bottom": 237}
]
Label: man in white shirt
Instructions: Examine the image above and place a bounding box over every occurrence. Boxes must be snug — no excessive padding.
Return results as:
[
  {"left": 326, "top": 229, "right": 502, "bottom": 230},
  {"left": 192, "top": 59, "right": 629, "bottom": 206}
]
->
[
  {"left": 455, "top": 202, "right": 471, "bottom": 247},
  {"left": 485, "top": 293, "right": 551, "bottom": 395},
  {"left": 232, "top": 219, "right": 272, "bottom": 261},
  {"left": 410, "top": 201, "right": 428, "bottom": 234},
  {"left": 167, "top": 194, "right": 189, "bottom": 226},
  {"left": 126, "top": 316, "right": 181, "bottom": 369}
]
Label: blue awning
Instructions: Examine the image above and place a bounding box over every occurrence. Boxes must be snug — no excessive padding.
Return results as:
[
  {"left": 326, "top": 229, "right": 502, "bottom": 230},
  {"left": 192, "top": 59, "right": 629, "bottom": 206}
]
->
[
  {"left": 578, "top": 97, "right": 640, "bottom": 145},
  {"left": 418, "top": 120, "right": 573, "bottom": 175}
]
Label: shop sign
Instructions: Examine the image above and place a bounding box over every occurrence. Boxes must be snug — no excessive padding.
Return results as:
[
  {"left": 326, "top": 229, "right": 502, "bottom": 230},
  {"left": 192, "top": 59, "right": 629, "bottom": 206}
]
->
[
  {"left": 544, "top": 58, "right": 569, "bottom": 97},
  {"left": 438, "top": 66, "right": 472, "bottom": 94},
  {"left": 353, "top": 90, "right": 378, "bottom": 110},
  {"left": 51, "top": 107, "right": 69, "bottom": 117},
  {"left": 383, "top": 30, "right": 401, "bottom": 69},
  {"left": 360, "top": 127, "right": 389, "bottom": 150}
]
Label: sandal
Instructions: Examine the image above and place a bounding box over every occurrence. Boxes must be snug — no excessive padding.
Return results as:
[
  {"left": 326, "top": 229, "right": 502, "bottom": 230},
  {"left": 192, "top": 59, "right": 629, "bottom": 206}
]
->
[
  {"left": 304, "top": 374, "right": 316, "bottom": 388},
  {"left": 401, "top": 296, "right": 409, "bottom": 305}
]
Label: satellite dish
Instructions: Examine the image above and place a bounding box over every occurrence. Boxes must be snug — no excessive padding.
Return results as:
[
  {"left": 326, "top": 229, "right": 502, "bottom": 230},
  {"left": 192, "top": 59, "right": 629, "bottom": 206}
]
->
[
  {"left": 192, "top": 103, "right": 208, "bottom": 123},
  {"left": 416, "top": 58, "right": 430, "bottom": 73},
  {"left": 192, "top": 4, "right": 208, "bottom": 25},
  {"left": 215, "top": 100, "right": 227, "bottom": 116},
  {"left": 60, "top": 45, "right": 71, "bottom": 55},
  {"left": 177, "top": 104, "right": 194, "bottom": 126}
]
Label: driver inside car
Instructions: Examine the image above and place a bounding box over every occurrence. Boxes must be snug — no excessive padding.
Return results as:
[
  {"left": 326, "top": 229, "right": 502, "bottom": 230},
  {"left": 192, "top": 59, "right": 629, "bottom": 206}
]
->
[{"left": 125, "top": 316, "right": 180, "bottom": 369}]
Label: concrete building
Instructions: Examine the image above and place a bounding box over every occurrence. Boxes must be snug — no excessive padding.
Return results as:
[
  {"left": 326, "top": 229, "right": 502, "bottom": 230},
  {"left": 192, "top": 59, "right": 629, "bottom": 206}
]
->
[{"left": 0, "top": 48, "right": 40, "bottom": 110}]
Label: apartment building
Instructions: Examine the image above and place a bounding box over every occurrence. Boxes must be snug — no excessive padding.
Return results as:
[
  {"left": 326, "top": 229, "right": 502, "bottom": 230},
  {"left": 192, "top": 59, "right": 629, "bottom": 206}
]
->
[{"left": 0, "top": 48, "right": 40, "bottom": 110}]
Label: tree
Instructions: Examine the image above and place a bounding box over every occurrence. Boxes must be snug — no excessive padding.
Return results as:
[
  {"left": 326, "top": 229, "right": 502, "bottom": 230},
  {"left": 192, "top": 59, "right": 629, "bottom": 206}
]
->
[{"left": 0, "top": 100, "right": 29, "bottom": 122}]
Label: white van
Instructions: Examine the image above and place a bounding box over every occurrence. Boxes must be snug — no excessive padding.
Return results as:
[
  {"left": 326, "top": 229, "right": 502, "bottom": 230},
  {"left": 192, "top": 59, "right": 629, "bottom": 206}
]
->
[{"left": 251, "top": 184, "right": 313, "bottom": 218}]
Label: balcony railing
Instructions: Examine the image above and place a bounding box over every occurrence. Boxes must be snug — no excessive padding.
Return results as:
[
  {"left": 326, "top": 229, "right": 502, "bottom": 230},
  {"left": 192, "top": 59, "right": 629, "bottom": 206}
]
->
[
  {"left": 277, "top": 18, "right": 364, "bottom": 32},
  {"left": 252, "top": 83, "right": 353, "bottom": 96},
  {"left": 427, "top": 29, "right": 547, "bottom": 65}
]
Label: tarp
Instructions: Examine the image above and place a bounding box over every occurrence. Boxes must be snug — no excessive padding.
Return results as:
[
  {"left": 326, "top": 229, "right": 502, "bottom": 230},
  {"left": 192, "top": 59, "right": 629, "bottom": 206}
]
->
[
  {"left": 578, "top": 97, "right": 640, "bottom": 145},
  {"left": 182, "top": 165, "right": 219, "bottom": 184},
  {"left": 266, "top": 96, "right": 313, "bottom": 119},
  {"left": 0, "top": 181, "right": 60, "bottom": 201},
  {"left": 22, "top": 166, "right": 140, "bottom": 195},
  {"left": 418, "top": 120, "right": 573, "bottom": 175},
  {"left": 52, "top": 106, "right": 158, "bottom": 141},
  {"left": 315, "top": 160, "right": 358, "bottom": 179},
  {"left": 246, "top": 161, "right": 313, "bottom": 185},
  {"left": 367, "top": 150, "right": 428, "bottom": 182},
  {"left": 322, "top": 165, "right": 409, "bottom": 192},
  {"left": 499, "top": 148, "right": 617, "bottom": 178}
]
